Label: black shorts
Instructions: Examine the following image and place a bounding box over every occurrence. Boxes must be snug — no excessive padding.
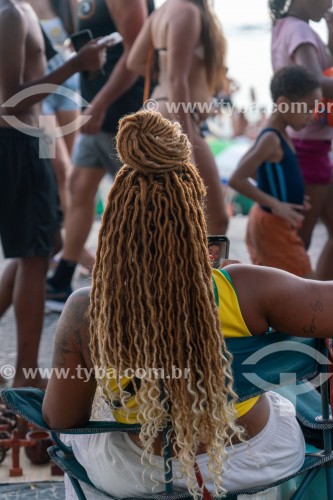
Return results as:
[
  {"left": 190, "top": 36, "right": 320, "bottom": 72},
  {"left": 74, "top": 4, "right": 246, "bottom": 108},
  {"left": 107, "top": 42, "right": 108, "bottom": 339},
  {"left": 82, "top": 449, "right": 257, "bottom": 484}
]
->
[{"left": 0, "top": 128, "right": 62, "bottom": 258}]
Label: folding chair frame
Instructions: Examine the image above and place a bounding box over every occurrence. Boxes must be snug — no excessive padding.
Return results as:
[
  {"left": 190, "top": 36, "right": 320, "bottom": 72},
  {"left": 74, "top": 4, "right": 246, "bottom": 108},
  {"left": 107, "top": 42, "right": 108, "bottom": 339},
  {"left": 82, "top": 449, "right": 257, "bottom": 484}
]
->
[{"left": 2, "top": 333, "right": 333, "bottom": 499}]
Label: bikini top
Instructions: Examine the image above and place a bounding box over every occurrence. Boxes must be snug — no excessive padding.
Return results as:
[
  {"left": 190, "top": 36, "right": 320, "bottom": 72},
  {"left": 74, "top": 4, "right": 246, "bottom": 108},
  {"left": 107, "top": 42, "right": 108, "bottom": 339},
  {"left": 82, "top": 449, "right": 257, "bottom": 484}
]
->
[{"left": 156, "top": 45, "right": 204, "bottom": 61}]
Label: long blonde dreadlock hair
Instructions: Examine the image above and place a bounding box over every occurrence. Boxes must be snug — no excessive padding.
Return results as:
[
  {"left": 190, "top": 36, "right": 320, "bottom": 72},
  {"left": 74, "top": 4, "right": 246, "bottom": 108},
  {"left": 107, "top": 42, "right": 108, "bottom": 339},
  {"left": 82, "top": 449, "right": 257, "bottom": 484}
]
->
[{"left": 89, "top": 111, "right": 241, "bottom": 497}]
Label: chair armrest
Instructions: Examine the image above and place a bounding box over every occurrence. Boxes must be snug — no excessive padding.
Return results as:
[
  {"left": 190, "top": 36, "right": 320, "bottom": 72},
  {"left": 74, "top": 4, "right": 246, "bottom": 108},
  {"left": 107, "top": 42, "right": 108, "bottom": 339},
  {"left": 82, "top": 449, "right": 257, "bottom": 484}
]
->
[
  {"left": 0, "top": 388, "right": 141, "bottom": 434},
  {"left": 1, "top": 387, "right": 49, "bottom": 429}
]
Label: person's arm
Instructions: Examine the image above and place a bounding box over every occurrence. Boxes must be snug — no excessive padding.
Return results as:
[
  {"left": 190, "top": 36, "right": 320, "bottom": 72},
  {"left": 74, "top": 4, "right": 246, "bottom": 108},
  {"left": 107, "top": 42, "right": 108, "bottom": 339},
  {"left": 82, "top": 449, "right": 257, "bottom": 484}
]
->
[
  {"left": 42, "top": 289, "right": 96, "bottom": 429},
  {"left": 0, "top": 6, "right": 106, "bottom": 114},
  {"left": 81, "top": 0, "right": 148, "bottom": 135},
  {"left": 127, "top": 14, "right": 154, "bottom": 76},
  {"left": 229, "top": 132, "right": 305, "bottom": 228},
  {"left": 226, "top": 264, "right": 333, "bottom": 338},
  {"left": 325, "top": 10, "right": 333, "bottom": 61},
  {"left": 293, "top": 43, "right": 333, "bottom": 99},
  {"left": 165, "top": 3, "right": 201, "bottom": 144}
]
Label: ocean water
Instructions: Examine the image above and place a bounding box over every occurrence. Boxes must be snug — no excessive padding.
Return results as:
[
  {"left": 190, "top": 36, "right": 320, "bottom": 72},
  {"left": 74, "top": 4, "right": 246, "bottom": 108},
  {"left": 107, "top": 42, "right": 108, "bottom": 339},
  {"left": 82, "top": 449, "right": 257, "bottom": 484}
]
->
[{"left": 155, "top": 0, "right": 329, "bottom": 109}]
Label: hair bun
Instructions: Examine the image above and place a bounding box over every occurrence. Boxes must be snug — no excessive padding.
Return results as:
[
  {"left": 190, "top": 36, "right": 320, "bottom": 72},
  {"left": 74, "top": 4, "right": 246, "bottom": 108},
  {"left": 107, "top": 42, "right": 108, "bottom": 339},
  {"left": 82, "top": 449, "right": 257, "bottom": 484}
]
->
[{"left": 116, "top": 111, "right": 192, "bottom": 174}]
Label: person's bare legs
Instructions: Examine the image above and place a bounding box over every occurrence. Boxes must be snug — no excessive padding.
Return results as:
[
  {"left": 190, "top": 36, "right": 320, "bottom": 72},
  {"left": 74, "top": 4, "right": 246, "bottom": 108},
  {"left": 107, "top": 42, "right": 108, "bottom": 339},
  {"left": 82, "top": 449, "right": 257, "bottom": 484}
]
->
[
  {"left": 49, "top": 113, "right": 95, "bottom": 269},
  {"left": 52, "top": 136, "right": 72, "bottom": 215},
  {"left": 193, "top": 133, "right": 228, "bottom": 235},
  {"left": 56, "top": 109, "right": 80, "bottom": 157},
  {"left": 297, "top": 183, "right": 333, "bottom": 280},
  {"left": 298, "top": 184, "right": 328, "bottom": 249},
  {"left": 0, "top": 260, "right": 18, "bottom": 317},
  {"left": 315, "top": 182, "right": 333, "bottom": 280},
  {"left": 0, "top": 227, "right": 62, "bottom": 319},
  {"left": 62, "top": 166, "right": 105, "bottom": 262},
  {"left": 12, "top": 256, "right": 49, "bottom": 387}
]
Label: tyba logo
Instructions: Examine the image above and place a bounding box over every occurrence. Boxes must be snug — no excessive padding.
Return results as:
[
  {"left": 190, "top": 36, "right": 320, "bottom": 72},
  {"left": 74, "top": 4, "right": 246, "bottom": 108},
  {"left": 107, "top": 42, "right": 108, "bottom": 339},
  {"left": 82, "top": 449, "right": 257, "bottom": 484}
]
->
[
  {"left": 1, "top": 84, "right": 91, "bottom": 159},
  {"left": 242, "top": 340, "right": 331, "bottom": 409}
]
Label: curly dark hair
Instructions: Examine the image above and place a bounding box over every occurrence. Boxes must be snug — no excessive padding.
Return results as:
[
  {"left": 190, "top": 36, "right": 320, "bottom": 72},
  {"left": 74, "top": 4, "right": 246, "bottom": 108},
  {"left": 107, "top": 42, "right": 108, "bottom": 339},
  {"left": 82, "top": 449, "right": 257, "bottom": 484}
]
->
[
  {"left": 268, "top": 0, "right": 290, "bottom": 22},
  {"left": 270, "top": 66, "right": 320, "bottom": 102}
]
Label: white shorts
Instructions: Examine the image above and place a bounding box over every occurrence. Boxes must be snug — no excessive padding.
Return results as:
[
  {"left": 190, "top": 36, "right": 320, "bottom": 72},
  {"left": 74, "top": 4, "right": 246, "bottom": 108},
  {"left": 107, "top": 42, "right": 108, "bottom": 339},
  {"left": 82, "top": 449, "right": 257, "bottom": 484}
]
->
[{"left": 63, "top": 391, "right": 305, "bottom": 499}]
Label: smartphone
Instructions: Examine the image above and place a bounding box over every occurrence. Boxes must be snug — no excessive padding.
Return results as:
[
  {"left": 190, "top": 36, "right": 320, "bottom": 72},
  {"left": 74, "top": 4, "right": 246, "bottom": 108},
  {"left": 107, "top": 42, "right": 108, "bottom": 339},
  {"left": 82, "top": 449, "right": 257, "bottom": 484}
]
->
[
  {"left": 70, "top": 29, "right": 93, "bottom": 51},
  {"left": 97, "top": 32, "right": 123, "bottom": 47},
  {"left": 208, "top": 235, "right": 230, "bottom": 269},
  {"left": 70, "top": 29, "right": 104, "bottom": 80}
]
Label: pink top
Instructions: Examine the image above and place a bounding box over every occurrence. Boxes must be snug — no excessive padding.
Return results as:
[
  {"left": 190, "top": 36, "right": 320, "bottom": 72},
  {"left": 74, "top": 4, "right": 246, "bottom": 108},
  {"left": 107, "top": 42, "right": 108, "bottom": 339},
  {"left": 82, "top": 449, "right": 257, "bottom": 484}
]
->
[{"left": 271, "top": 16, "right": 333, "bottom": 140}]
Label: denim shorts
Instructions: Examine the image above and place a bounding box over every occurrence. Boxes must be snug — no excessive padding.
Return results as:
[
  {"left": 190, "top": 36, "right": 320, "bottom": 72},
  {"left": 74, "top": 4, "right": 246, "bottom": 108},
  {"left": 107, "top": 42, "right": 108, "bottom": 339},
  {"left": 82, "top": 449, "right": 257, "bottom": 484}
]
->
[
  {"left": 72, "top": 132, "right": 122, "bottom": 175},
  {"left": 43, "top": 54, "right": 81, "bottom": 114}
]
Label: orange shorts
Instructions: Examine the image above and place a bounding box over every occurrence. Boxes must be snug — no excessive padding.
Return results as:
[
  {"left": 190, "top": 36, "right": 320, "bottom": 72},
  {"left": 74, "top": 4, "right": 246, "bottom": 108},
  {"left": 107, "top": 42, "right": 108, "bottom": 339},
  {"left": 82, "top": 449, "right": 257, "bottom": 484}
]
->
[{"left": 246, "top": 204, "right": 312, "bottom": 277}]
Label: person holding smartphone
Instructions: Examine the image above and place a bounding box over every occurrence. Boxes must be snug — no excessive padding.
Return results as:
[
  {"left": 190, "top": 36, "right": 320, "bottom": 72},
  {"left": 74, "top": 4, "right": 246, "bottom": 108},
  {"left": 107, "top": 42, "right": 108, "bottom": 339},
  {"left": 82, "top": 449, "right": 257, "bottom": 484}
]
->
[
  {"left": 0, "top": 0, "right": 106, "bottom": 388},
  {"left": 229, "top": 66, "right": 320, "bottom": 278}
]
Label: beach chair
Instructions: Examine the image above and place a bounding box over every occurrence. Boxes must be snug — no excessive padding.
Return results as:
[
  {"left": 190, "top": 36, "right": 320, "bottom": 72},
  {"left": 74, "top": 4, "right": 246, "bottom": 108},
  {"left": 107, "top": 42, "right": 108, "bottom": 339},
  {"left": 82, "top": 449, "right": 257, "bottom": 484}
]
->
[{"left": 1, "top": 332, "right": 333, "bottom": 499}]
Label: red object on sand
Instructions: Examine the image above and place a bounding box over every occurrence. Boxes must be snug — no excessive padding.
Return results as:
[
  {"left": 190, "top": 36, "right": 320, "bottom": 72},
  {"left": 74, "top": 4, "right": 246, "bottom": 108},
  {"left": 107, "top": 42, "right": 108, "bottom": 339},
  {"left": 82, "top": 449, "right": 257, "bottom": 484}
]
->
[{"left": 0, "top": 429, "right": 36, "bottom": 476}]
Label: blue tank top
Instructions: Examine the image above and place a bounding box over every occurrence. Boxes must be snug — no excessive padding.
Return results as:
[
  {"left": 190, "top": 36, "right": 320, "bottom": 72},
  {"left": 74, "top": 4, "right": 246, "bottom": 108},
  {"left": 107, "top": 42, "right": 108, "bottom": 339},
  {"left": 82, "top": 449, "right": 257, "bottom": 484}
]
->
[
  {"left": 256, "top": 128, "right": 304, "bottom": 213},
  {"left": 77, "top": 0, "right": 155, "bottom": 133}
]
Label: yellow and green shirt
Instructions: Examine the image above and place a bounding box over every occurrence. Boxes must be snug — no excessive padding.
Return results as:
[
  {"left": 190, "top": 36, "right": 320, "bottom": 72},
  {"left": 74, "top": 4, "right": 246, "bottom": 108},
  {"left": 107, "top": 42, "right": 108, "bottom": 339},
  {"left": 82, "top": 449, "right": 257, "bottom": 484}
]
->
[
  {"left": 212, "top": 268, "right": 259, "bottom": 417},
  {"left": 106, "top": 268, "right": 259, "bottom": 423}
]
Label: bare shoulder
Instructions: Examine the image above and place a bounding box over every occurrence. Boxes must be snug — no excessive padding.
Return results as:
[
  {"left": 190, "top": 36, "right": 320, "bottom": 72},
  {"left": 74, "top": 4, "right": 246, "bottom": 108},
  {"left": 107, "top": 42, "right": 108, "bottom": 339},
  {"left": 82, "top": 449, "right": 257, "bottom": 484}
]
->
[
  {"left": 156, "top": 0, "right": 200, "bottom": 25},
  {"left": 173, "top": 1, "right": 200, "bottom": 23},
  {"left": 225, "top": 263, "right": 295, "bottom": 284},
  {"left": 223, "top": 263, "right": 262, "bottom": 283},
  {"left": 256, "top": 130, "right": 281, "bottom": 149},
  {"left": 254, "top": 129, "right": 283, "bottom": 160},
  {"left": 225, "top": 264, "right": 312, "bottom": 310},
  {"left": 64, "top": 287, "right": 91, "bottom": 328},
  {"left": 57, "top": 287, "right": 90, "bottom": 341},
  {"left": 166, "top": 1, "right": 201, "bottom": 42},
  {"left": 0, "top": 2, "right": 25, "bottom": 27},
  {"left": 53, "top": 287, "right": 92, "bottom": 366},
  {"left": 0, "top": 2, "right": 27, "bottom": 46}
]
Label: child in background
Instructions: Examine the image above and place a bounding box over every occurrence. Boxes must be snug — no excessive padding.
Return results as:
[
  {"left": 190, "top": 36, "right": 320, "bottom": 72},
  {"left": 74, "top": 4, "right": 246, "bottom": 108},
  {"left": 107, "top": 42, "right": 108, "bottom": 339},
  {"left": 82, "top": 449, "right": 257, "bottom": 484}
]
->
[
  {"left": 270, "top": 0, "right": 333, "bottom": 281},
  {"left": 229, "top": 66, "right": 321, "bottom": 277}
]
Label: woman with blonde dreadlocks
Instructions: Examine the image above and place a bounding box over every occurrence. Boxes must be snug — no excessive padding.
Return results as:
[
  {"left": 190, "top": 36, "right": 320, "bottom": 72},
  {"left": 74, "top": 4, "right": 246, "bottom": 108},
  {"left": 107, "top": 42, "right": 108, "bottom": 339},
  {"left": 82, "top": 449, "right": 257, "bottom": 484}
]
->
[
  {"left": 127, "top": 0, "right": 229, "bottom": 236},
  {"left": 42, "top": 110, "right": 327, "bottom": 499}
]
